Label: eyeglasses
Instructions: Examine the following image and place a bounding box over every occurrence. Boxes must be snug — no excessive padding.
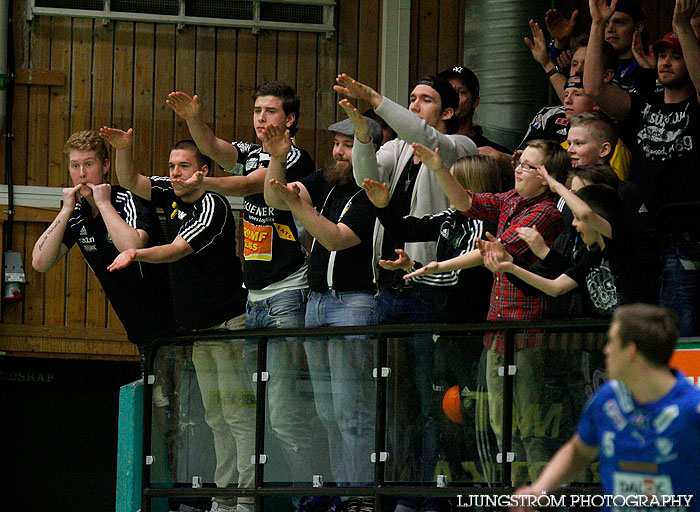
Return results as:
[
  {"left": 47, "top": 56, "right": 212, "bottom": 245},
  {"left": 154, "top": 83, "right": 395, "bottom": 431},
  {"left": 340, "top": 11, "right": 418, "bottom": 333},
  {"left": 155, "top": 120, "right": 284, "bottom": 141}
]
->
[{"left": 515, "top": 161, "right": 539, "bottom": 173}]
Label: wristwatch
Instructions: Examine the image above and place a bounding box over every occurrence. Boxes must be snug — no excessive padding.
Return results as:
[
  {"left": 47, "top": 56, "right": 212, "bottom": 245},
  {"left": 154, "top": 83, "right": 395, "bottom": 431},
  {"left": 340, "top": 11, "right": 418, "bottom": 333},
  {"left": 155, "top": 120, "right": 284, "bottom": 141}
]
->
[{"left": 546, "top": 64, "right": 562, "bottom": 77}]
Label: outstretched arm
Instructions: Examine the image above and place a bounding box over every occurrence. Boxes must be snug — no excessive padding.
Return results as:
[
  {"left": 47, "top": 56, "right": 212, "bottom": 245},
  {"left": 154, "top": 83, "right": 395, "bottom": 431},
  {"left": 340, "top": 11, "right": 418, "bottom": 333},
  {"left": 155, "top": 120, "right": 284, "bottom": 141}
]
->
[
  {"left": 412, "top": 143, "right": 472, "bottom": 211},
  {"left": 403, "top": 248, "right": 483, "bottom": 279},
  {"left": 525, "top": 18, "right": 568, "bottom": 103},
  {"left": 100, "top": 127, "right": 152, "bottom": 200},
  {"left": 584, "top": 0, "right": 631, "bottom": 119},
  {"left": 166, "top": 92, "right": 240, "bottom": 170},
  {"left": 31, "top": 184, "right": 80, "bottom": 272},
  {"left": 268, "top": 179, "right": 360, "bottom": 250},
  {"left": 108, "top": 235, "right": 194, "bottom": 271}
]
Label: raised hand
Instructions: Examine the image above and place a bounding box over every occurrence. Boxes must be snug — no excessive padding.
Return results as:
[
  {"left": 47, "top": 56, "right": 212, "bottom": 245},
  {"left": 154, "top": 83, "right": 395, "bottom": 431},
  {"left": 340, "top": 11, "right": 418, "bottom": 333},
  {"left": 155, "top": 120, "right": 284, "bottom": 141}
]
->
[
  {"left": 557, "top": 50, "right": 573, "bottom": 71},
  {"left": 589, "top": 0, "right": 617, "bottom": 24},
  {"left": 99, "top": 126, "right": 133, "bottom": 149},
  {"left": 524, "top": 19, "right": 551, "bottom": 67},
  {"left": 61, "top": 183, "right": 83, "bottom": 211},
  {"left": 412, "top": 143, "right": 448, "bottom": 173},
  {"left": 268, "top": 179, "right": 301, "bottom": 205},
  {"left": 362, "top": 178, "right": 390, "bottom": 208},
  {"left": 339, "top": 99, "right": 372, "bottom": 143},
  {"left": 476, "top": 232, "right": 512, "bottom": 263},
  {"left": 86, "top": 182, "right": 112, "bottom": 207},
  {"left": 545, "top": 9, "right": 579, "bottom": 43},
  {"left": 516, "top": 225, "right": 550, "bottom": 259},
  {"left": 261, "top": 125, "right": 291, "bottom": 160},
  {"left": 108, "top": 248, "right": 136, "bottom": 272},
  {"left": 536, "top": 165, "right": 558, "bottom": 192},
  {"left": 171, "top": 170, "right": 204, "bottom": 192},
  {"left": 166, "top": 91, "right": 202, "bottom": 120},
  {"left": 333, "top": 74, "right": 382, "bottom": 105},
  {"left": 632, "top": 30, "right": 656, "bottom": 69},
  {"left": 378, "top": 249, "right": 414, "bottom": 271},
  {"left": 673, "top": 0, "right": 699, "bottom": 29}
]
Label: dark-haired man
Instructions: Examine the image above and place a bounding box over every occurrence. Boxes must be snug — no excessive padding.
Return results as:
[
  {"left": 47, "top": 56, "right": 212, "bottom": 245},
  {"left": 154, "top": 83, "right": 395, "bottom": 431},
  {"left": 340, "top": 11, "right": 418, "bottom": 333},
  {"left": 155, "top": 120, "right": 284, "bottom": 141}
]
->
[
  {"left": 335, "top": 74, "right": 476, "bottom": 509},
  {"left": 166, "top": 82, "right": 317, "bottom": 492},
  {"left": 514, "top": 304, "right": 700, "bottom": 512},
  {"left": 438, "top": 65, "right": 511, "bottom": 153},
  {"left": 101, "top": 129, "right": 253, "bottom": 512}
]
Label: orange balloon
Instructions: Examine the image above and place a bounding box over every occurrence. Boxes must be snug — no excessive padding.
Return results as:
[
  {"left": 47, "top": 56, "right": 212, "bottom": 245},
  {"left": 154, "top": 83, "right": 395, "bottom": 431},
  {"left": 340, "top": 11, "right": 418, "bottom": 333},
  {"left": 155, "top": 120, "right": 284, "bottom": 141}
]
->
[{"left": 442, "top": 385, "right": 464, "bottom": 424}]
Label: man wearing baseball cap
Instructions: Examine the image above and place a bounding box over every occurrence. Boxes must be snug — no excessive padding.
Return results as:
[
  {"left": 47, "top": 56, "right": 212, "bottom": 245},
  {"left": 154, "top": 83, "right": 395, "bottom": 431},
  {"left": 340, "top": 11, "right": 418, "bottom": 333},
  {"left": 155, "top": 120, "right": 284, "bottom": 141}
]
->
[
  {"left": 439, "top": 65, "right": 511, "bottom": 153},
  {"left": 334, "top": 73, "right": 476, "bottom": 511},
  {"left": 584, "top": 0, "right": 700, "bottom": 337},
  {"left": 263, "top": 116, "right": 381, "bottom": 509}
]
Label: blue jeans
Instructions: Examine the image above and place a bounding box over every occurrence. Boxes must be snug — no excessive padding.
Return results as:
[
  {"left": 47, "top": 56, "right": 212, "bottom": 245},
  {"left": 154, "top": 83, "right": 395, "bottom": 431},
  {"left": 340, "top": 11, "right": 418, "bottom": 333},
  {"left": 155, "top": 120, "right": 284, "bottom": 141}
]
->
[
  {"left": 660, "top": 242, "right": 700, "bottom": 337},
  {"left": 377, "top": 286, "right": 442, "bottom": 485},
  {"left": 304, "top": 290, "right": 377, "bottom": 486},
  {"left": 245, "top": 288, "right": 315, "bottom": 483}
]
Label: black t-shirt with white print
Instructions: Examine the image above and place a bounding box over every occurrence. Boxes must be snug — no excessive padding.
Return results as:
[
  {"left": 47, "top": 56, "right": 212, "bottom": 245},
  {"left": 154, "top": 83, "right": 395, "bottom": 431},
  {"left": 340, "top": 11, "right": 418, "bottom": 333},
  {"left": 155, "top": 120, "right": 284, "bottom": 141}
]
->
[
  {"left": 229, "top": 142, "right": 315, "bottom": 290},
  {"left": 301, "top": 169, "right": 376, "bottom": 293},
  {"left": 149, "top": 176, "right": 245, "bottom": 330},
  {"left": 564, "top": 218, "right": 658, "bottom": 315},
  {"left": 61, "top": 186, "right": 175, "bottom": 347},
  {"left": 622, "top": 90, "right": 700, "bottom": 231}
]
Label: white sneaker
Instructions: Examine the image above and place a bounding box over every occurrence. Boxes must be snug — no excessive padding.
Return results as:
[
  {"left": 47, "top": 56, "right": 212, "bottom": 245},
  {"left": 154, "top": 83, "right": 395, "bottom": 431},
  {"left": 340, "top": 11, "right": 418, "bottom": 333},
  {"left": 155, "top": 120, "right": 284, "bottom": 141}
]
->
[{"left": 210, "top": 502, "right": 237, "bottom": 512}]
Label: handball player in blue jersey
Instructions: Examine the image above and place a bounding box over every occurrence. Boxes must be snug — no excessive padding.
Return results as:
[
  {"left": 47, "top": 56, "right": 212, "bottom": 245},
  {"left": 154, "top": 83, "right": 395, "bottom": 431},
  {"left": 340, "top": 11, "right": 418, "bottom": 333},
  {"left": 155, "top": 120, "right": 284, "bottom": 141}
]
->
[{"left": 513, "top": 304, "right": 700, "bottom": 512}]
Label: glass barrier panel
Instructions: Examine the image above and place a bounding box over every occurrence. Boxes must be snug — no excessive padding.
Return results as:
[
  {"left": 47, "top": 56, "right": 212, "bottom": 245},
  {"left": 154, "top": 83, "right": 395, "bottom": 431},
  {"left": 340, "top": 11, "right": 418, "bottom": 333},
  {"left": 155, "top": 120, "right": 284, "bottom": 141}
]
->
[
  {"left": 150, "top": 337, "right": 257, "bottom": 511},
  {"left": 384, "top": 332, "right": 496, "bottom": 489}
]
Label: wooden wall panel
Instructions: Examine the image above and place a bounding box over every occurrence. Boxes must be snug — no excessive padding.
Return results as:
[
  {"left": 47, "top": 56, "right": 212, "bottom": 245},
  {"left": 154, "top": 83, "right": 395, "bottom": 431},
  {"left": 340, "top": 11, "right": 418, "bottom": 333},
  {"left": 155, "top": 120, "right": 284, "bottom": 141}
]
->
[{"left": 1, "top": 0, "right": 475, "bottom": 359}]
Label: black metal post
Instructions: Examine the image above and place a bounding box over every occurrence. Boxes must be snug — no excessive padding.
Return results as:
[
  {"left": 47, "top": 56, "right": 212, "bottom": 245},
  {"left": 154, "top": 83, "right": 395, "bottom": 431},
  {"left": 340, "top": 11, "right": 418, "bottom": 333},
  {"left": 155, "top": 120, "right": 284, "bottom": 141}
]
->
[{"left": 501, "top": 328, "right": 515, "bottom": 486}]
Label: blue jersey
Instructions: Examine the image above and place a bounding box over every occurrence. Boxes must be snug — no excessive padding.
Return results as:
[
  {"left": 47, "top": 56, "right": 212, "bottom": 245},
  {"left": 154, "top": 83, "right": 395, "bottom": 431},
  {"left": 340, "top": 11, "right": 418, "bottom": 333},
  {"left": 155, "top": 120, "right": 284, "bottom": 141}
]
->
[{"left": 578, "top": 370, "right": 700, "bottom": 512}]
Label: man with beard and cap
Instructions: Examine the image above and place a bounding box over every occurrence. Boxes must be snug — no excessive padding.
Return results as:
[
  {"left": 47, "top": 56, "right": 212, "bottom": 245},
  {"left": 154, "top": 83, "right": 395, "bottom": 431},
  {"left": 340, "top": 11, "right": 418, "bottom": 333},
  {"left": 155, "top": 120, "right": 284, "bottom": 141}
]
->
[
  {"left": 584, "top": 0, "right": 700, "bottom": 337},
  {"left": 263, "top": 117, "right": 382, "bottom": 511},
  {"left": 438, "top": 65, "right": 511, "bottom": 153},
  {"left": 334, "top": 73, "right": 476, "bottom": 512}
]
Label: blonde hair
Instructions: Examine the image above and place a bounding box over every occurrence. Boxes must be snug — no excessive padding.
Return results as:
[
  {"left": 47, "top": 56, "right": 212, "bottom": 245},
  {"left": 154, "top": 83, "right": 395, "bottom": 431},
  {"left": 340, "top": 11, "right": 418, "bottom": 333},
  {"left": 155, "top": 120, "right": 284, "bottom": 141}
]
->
[
  {"left": 63, "top": 130, "right": 110, "bottom": 163},
  {"left": 450, "top": 154, "right": 503, "bottom": 193}
]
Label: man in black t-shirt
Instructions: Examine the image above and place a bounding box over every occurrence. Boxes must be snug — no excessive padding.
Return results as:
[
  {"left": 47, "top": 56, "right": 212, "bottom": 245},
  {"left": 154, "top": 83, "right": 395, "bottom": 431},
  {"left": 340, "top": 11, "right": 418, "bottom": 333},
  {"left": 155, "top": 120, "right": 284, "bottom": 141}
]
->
[
  {"left": 32, "top": 130, "right": 174, "bottom": 357},
  {"left": 102, "top": 132, "right": 253, "bottom": 512},
  {"left": 263, "top": 118, "right": 380, "bottom": 502},
  {"left": 584, "top": 0, "right": 700, "bottom": 336}
]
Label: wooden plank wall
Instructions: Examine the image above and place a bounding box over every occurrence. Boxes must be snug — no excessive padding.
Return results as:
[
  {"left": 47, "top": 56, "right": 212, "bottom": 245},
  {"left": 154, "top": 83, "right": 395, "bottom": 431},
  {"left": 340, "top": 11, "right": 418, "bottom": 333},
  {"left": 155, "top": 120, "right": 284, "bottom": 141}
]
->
[
  {"left": 0, "top": 0, "right": 672, "bottom": 360},
  {"left": 0, "top": 0, "right": 464, "bottom": 360}
]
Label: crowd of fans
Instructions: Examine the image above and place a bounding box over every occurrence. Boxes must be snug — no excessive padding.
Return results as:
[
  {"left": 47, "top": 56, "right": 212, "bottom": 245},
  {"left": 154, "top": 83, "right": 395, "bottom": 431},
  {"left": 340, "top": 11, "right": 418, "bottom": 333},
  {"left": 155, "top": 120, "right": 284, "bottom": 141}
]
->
[{"left": 31, "top": 0, "right": 700, "bottom": 511}]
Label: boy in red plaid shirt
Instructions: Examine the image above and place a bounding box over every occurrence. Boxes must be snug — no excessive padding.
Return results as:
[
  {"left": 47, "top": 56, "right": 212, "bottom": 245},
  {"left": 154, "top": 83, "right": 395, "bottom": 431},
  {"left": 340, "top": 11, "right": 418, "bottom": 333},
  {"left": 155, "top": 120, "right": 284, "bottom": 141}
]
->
[{"left": 406, "top": 139, "right": 570, "bottom": 483}]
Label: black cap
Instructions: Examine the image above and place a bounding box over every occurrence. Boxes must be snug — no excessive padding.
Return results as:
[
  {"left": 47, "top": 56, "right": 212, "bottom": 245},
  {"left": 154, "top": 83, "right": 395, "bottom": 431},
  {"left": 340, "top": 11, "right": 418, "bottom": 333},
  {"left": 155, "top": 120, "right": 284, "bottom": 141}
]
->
[{"left": 439, "top": 66, "right": 480, "bottom": 98}]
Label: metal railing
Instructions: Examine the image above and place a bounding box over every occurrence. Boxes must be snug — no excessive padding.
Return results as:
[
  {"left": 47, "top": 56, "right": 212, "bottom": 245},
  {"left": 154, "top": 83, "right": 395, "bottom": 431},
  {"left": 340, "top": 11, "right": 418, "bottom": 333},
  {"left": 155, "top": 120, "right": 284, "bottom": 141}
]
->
[{"left": 140, "top": 317, "right": 616, "bottom": 511}]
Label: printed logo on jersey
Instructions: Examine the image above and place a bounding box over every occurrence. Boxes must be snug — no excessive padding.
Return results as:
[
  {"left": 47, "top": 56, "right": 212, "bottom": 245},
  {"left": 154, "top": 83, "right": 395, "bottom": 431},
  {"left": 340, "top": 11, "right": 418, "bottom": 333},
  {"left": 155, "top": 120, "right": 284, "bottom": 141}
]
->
[
  {"left": 273, "top": 223, "right": 296, "bottom": 242},
  {"left": 612, "top": 472, "right": 673, "bottom": 497},
  {"left": 653, "top": 405, "right": 679, "bottom": 434},
  {"left": 243, "top": 220, "right": 273, "bottom": 261},
  {"left": 245, "top": 157, "right": 260, "bottom": 172},
  {"left": 604, "top": 399, "right": 628, "bottom": 431},
  {"left": 586, "top": 258, "right": 620, "bottom": 315},
  {"left": 80, "top": 226, "right": 88, "bottom": 236},
  {"left": 106, "top": 232, "right": 113, "bottom": 244},
  {"left": 171, "top": 201, "right": 179, "bottom": 220},
  {"left": 533, "top": 114, "right": 543, "bottom": 129},
  {"left": 555, "top": 118, "right": 569, "bottom": 126}
]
